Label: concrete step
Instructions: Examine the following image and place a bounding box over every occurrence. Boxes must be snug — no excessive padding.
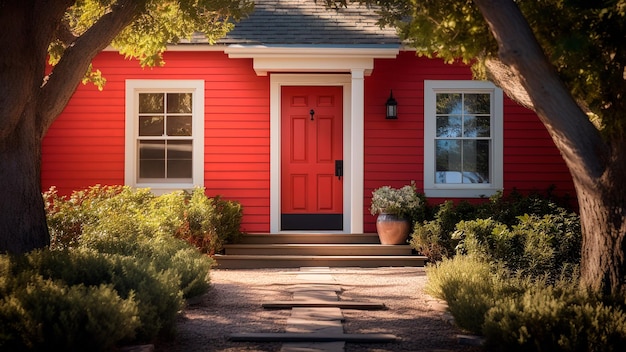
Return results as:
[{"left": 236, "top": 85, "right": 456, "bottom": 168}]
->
[
  {"left": 223, "top": 244, "right": 413, "bottom": 256},
  {"left": 212, "top": 254, "right": 427, "bottom": 269},
  {"left": 214, "top": 233, "right": 424, "bottom": 269},
  {"left": 238, "top": 233, "right": 381, "bottom": 245},
  {"left": 229, "top": 332, "right": 398, "bottom": 343}
]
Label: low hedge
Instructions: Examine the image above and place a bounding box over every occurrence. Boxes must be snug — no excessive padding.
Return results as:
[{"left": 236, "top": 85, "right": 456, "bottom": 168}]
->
[
  {"left": 426, "top": 255, "right": 626, "bottom": 351},
  {"left": 0, "top": 185, "right": 232, "bottom": 350}
]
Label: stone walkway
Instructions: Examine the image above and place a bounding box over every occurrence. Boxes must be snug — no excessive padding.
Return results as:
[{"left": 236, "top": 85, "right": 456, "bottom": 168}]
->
[{"left": 229, "top": 267, "right": 400, "bottom": 351}]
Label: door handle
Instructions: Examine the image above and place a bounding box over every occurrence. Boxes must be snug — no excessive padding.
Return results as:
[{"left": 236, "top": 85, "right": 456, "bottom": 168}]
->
[{"left": 335, "top": 160, "right": 343, "bottom": 180}]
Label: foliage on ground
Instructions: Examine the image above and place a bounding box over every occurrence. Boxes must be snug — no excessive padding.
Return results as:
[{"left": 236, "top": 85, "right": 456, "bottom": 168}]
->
[
  {"left": 410, "top": 189, "right": 576, "bottom": 263},
  {"left": 420, "top": 189, "right": 626, "bottom": 350},
  {"left": 44, "top": 184, "right": 243, "bottom": 255},
  {"left": 0, "top": 185, "right": 241, "bottom": 350}
]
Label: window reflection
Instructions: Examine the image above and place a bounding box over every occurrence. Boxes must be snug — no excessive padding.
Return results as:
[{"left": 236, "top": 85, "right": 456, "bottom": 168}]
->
[
  {"left": 435, "top": 92, "right": 491, "bottom": 184},
  {"left": 137, "top": 92, "right": 194, "bottom": 182}
]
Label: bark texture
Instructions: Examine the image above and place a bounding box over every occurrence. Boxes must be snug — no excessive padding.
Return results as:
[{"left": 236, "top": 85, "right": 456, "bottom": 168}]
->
[
  {"left": 0, "top": 0, "right": 143, "bottom": 254},
  {"left": 475, "top": 0, "right": 626, "bottom": 297}
]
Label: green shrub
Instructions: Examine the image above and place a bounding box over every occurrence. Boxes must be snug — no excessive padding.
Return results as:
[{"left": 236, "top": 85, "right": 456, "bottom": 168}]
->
[
  {"left": 411, "top": 189, "right": 580, "bottom": 266},
  {"left": 411, "top": 200, "right": 484, "bottom": 262},
  {"left": 410, "top": 221, "right": 451, "bottom": 262},
  {"left": 44, "top": 185, "right": 243, "bottom": 256},
  {"left": 8, "top": 249, "right": 184, "bottom": 343},
  {"left": 453, "top": 213, "right": 581, "bottom": 281},
  {"left": 0, "top": 274, "right": 139, "bottom": 351},
  {"left": 425, "top": 255, "right": 526, "bottom": 334},
  {"left": 483, "top": 281, "right": 626, "bottom": 352},
  {"left": 177, "top": 189, "right": 243, "bottom": 254},
  {"left": 83, "top": 234, "right": 212, "bottom": 299}
]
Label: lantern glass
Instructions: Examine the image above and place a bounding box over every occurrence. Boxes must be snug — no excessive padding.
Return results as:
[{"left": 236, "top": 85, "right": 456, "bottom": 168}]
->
[{"left": 386, "top": 91, "right": 398, "bottom": 119}]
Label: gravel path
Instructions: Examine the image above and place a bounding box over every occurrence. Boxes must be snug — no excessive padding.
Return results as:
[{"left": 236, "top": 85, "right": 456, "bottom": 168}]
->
[{"left": 155, "top": 267, "right": 484, "bottom": 352}]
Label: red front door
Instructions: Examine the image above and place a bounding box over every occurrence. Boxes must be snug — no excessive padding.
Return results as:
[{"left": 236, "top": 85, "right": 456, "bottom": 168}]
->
[{"left": 281, "top": 86, "right": 343, "bottom": 230}]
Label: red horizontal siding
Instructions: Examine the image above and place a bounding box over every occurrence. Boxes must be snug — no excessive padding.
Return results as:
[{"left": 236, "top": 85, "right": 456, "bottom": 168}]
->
[
  {"left": 42, "top": 50, "right": 271, "bottom": 232},
  {"left": 43, "top": 49, "right": 575, "bottom": 234},
  {"left": 362, "top": 51, "right": 575, "bottom": 232}
]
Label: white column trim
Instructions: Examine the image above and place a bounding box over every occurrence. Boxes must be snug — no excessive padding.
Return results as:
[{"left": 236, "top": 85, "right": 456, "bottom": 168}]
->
[{"left": 350, "top": 69, "right": 365, "bottom": 233}]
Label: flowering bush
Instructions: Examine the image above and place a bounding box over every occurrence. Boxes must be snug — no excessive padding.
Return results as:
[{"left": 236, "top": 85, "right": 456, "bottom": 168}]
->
[{"left": 370, "top": 183, "right": 422, "bottom": 219}]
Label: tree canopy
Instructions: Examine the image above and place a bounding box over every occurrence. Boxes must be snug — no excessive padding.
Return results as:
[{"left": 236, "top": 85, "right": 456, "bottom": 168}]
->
[
  {"left": 366, "top": 0, "right": 626, "bottom": 136},
  {"left": 325, "top": 0, "right": 626, "bottom": 297},
  {"left": 0, "top": 0, "right": 252, "bottom": 254}
]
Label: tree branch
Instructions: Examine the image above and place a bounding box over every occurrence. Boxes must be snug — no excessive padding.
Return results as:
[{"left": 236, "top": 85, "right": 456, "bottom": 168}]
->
[
  {"left": 474, "top": 0, "right": 608, "bottom": 184},
  {"left": 54, "top": 18, "right": 78, "bottom": 45},
  {"left": 483, "top": 57, "right": 534, "bottom": 110},
  {"left": 37, "top": 0, "right": 146, "bottom": 136}
]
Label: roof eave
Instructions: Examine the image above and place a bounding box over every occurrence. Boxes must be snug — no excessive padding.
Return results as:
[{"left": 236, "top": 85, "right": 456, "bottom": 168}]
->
[{"left": 224, "top": 44, "right": 400, "bottom": 76}]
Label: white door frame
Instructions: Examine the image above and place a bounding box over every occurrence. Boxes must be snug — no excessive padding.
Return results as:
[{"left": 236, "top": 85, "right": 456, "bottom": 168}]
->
[{"left": 270, "top": 73, "right": 364, "bottom": 233}]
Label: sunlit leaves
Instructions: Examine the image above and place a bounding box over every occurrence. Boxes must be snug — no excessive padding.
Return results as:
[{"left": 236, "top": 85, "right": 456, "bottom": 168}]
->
[
  {"left": 110, "top": 0, "right": 253, "bottom": 67},
  {"left": 49, "top": 0, "right": 253, "bottom": 83},
  {"left": 350, "top": 0, "right": 626, "bottom": 135}
]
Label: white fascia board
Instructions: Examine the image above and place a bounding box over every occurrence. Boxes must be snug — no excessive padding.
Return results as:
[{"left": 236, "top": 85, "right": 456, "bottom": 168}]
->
[{"left": 224, "top": 45, "right": 400, "bottom": 76}]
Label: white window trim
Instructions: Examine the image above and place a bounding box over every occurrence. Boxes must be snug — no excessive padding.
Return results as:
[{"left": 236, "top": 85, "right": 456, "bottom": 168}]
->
[
  {"left": 125, "top": 80, "right": 205, "bottom": 193},
  {"left": 423, "top": 80, "right": 503, "bottom": 198}
]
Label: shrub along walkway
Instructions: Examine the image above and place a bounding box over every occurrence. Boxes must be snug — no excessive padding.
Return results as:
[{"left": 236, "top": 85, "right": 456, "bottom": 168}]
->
[{"left": 229, "top": 267, "right": 398, "bottom": 351}]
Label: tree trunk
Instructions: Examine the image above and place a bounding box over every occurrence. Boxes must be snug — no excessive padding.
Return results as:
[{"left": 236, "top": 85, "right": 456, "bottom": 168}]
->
[
  {"left": 0, "top": 111, "right": 50, "bottom": 253},
  {"left": 0, "top": 1, "right": 144, "bottom": 254},
  {"left": 578, "top": 144, "right": 626, "bottom": 298},
  {"left": 474, "top": 0, "right": 626, "bottom": 297}
]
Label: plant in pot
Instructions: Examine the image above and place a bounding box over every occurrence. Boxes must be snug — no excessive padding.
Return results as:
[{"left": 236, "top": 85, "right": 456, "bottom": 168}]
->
[{"left": 370, "top": 183, "right": 422, "bottom": 245}]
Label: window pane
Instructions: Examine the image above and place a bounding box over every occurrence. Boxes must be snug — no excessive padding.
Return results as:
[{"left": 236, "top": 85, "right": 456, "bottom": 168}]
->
[
  {"left": 139, "top": 116, "right": 164, "bottom": 136},
  {"left": 139, "top": 141, "right": 165, "bottom": 178},
  {"left": 167, "top": 116, "right": 192, "bottom": 136},
  {"left": 435, "top": 140, "right": 461, "bottom": 184},
  {"left": 139, "top": 140, "right": 165, "bottom": 159},
  {"left": 167, "top": 93, "right": 192, "bottom": 113},
  {"left": 462, "top": 140, "right": 490, "bottom": 183},
  {"left": 464, "top": 94, "right": 490, "bottom": 114},
  {"left": 168, "top": 160, "right": 193, "bottom": 178},
  {"left": 139, "top": 93, "right": 164, "bottom": 113},
  {"left": 436, "top": 93, "right": 462, "bottom": 114},
  {"left": 167, "top": 141, "right": 192, "bottom": 178},
  {"left": 436, "top": 115, "right": 462, "bottom": 137},
  {"left": 463, "top": 115, "right": 491, "bottom": 138}
]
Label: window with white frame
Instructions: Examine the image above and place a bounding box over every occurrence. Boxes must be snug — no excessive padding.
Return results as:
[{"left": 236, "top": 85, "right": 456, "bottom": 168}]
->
[
  {"left": 423, "top": 80, "right": 503, "bottom": 198},
  {"left": 125, "top": 80, "right": 204, "bottom": 192}
]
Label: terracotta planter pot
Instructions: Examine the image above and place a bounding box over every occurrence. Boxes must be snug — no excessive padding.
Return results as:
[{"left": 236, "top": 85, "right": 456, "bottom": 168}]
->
[{"left": 376, "top": 213, "right": 410, "bottom": 245}]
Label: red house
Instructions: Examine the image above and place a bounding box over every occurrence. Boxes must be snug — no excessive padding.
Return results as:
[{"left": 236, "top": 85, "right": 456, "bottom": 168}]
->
[{"left": 41, "top": 0, "right": 575, "bottom": 235}]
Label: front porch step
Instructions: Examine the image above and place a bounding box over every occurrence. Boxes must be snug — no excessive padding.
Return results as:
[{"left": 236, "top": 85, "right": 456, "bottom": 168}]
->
[
  {"left": 213, "top": 233, "right": 426, "bottom": 269},
  {"left": 212, "top": 254, "right": 427, "bottom": 269},
  {"left": 238, "top": 233, "right": 381, "bottom": 245},
  {"left": 222, "top": 244, "right": 413, "bottom": 256}
]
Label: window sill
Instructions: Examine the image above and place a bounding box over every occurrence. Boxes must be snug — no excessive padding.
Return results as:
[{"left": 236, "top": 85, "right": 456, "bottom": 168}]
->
[{"left": 424, "top": 187, "right": 501, "bottom": 199}]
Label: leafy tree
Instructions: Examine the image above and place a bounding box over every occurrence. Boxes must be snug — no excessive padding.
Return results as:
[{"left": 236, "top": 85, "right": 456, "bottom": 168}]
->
[
  {"left": 0, "top": 0, "right": 252, "bottom": 254},
  {"left": 332, "top": 0, "right": 625, "bottom": 297}
]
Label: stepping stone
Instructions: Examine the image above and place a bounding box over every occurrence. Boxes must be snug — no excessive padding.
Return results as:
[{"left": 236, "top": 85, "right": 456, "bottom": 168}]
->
[
  {"left": 229, "top": 332, "right": 398, "bottom": 343},
  {"left": 281, "top": 341, "right": 345, "bottom": 352},
  {"left": 292, "top": 291, "right": 338, "bottom": 302},
  {"left": 300, "top": 267, "right": 332, "bottom": 272},
  {"left": 286, "top": 284, "right": 342, "bottom": 293},
  {"left": 290, "top": 307, "right": 344, "bottom": 321},
  {"left": 295, "top": 274, "right": 335, "bottom": 283},
  {"left": 262, "top": 301, "right": 386, "bottom": 310},
  {"left": 286, "top": 317, "right": 343, "bottom": 334}
]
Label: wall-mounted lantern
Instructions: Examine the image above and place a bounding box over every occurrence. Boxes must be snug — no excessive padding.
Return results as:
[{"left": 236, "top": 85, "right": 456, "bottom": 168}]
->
[{"left": 386, "top": 90, "right": 398, "bottom": 119}]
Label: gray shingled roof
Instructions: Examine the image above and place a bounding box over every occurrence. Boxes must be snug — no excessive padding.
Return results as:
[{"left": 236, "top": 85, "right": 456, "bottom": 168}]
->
[{"left": 192, "top": 0, "right": 400, "bottom": 46}]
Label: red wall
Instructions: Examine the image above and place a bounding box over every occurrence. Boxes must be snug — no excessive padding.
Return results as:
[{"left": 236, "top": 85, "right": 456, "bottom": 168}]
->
[
  {"left": 42, "top": 51, "right": 271, "bottom": 233},
  {"left": 42, "top": 50, "right": 575, "bottom": 234},
  {"left": 361, "top": 51, "right": 575, "bottom": 231}
]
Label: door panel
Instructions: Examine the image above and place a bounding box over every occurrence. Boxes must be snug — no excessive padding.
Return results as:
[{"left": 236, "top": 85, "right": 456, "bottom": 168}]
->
[{"left": 281, "top": 86, "right": 343, "bottom": 230}]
